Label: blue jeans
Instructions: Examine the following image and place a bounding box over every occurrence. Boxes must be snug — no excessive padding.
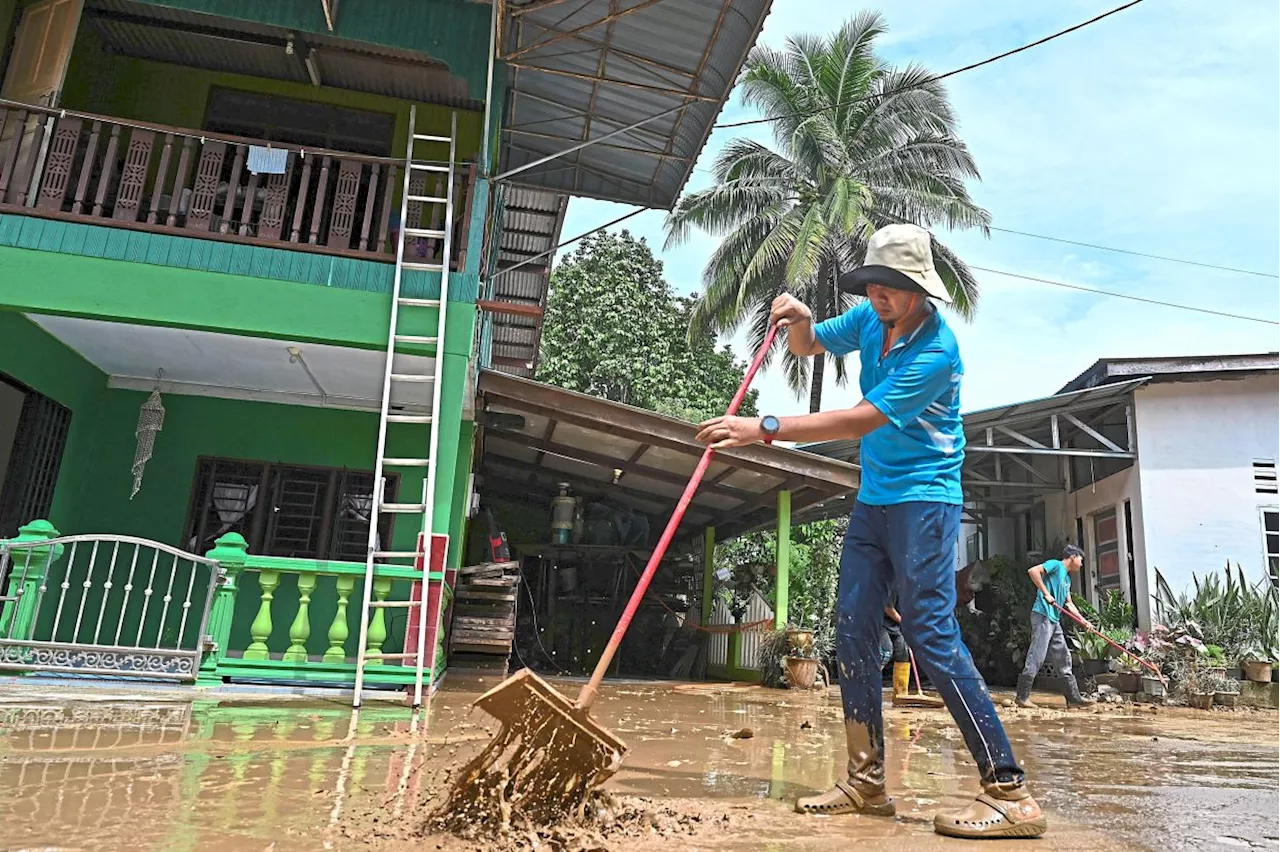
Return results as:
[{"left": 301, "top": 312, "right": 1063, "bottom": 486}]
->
[{"left": 836, "top": 501, "right": 1025, "bottom": 786}]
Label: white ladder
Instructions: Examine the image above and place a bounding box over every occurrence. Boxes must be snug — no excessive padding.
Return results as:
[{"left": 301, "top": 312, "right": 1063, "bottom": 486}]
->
[{"left": 352, "top": 106, "right": 459, "bottom": 708}]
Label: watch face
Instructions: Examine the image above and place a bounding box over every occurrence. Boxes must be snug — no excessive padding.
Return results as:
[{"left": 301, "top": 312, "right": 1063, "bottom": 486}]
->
[{"left": 762, "top": 415, "right": 780, "bottom": 434}]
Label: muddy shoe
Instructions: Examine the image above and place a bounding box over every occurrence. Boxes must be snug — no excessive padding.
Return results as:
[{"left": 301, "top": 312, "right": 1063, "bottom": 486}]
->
[
  {"left": 795, "top": 780, "right": 895, "bottom": 817},
  {"left": 933, "top": 783, "right": 1047, "bottom": 839},
  {"left": 1014, "top": 675, "right": 1037, "bottom": 708}
]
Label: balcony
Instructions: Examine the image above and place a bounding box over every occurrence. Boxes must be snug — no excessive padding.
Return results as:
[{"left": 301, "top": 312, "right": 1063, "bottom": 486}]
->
[{"left": 0, "top": 101, "right": 475, "bottom": 272}]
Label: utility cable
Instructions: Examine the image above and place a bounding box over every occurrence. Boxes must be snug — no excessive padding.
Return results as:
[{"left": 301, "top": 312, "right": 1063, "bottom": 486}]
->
[
  {"left": 988, "top": 226, "right": 1278, "bottom": 279},
  {"left": 971, "top": 266, "right": 1279, "bottom": 325},
  {"left": 714, "top": 0, "right": 1147, "bottom": 130}
]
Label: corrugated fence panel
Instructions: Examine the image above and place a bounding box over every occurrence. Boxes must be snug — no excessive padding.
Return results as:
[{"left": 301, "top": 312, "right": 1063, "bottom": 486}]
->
[
  {"left": 738, "top": 592, "right": 774, "bottom": 673},
  {"left": 708, "top": 597, "right": 730, "bottom": 668}
]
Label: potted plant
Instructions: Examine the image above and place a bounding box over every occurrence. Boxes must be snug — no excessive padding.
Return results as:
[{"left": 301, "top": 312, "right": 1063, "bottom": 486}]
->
[
  {"left": 1114, "top": 655, "right": 1143, "bottom": 694},
  {"left": 1239, "top": 642, "right": 1276, "bottom": 684},
  {"left": 1202, "top": 644, "right": 1228, "bottom": 679},
  {"left": 1069, "top": 631, "right": 1114, "bottom": 677},
  {"left": 1204, "top": 671, "right": 1241, "bottom": 708},
  {"left": 784, "top": 642, "right": 822, "bottom": 689},
  {"left": 758, "top": 629, "right": 791, "bottom": 689}
]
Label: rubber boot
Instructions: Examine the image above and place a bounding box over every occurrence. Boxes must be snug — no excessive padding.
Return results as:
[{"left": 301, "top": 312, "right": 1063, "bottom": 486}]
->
[
  {"left": 934, "top": 779, "right": 1047, "bottom": 839},
  {"left": 795, "top": 721, "right": 896, "bottom": 816},
  {"left": 1015, "top": 675, "right": 1037, "bottom": 708},
  {"left": 1064, "top": 676, "right": 1097, "bottom": 708},
  {"left": 890, "top": 661, "right": 911, "bottom": 705}
]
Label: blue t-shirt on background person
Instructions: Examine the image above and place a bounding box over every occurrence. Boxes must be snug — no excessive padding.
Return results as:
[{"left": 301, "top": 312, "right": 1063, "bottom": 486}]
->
[{"left": 1031, "top": 559, "right": 1072, "bottom": 623}]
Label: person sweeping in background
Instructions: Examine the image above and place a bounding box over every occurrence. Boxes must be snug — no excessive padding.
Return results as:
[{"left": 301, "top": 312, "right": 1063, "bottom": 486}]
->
[
  {"left": 881, "top": 600, "right": 945, "bottom": 708},
  {"left": 695, "top": 223, "right": 1046, "bottom": 839},
  {"left": 1016, "top": 545, "right": 1097, "bottom": 709}
]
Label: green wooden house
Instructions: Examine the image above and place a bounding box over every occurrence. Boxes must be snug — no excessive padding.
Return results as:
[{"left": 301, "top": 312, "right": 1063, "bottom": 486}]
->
[{"left": 0, "top": 0, "right": 795, "bottom": 698}]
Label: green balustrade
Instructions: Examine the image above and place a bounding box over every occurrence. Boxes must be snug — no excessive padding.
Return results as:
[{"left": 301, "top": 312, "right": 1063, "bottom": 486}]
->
[
  {"left": 283, "top": 573, "right": 316, "bottom": 663},
  {"left": 325, "top": 576, "right": 356, "bottom": 664}
]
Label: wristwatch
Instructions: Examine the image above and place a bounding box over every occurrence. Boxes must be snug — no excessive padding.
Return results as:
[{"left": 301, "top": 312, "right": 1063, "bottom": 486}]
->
[{"left": 760, "top": 414, "right": 781, "bottom": 445}]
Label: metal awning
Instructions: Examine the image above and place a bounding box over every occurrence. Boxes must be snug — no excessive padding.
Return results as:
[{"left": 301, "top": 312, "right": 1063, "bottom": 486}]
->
[
  {"left": 497, "top": 0, "right": 771, "bottom": 208},
  {"left": 82, "top": 0, "right": 478, "bottom": 108},
  {"left": 477, "top": 370, "right": 859, "bottom": 539},
  {"left": 799, "top": 377, "right": 1149, "bottom": 522}
]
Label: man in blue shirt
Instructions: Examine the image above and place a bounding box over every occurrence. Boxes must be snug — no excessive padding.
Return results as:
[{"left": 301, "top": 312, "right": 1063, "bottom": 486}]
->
[
  {"left": 696, "top": 224, "right": 1045, "bottom": 839},
  {"left": 1018, "top": 545, "right": 1096, "bottom": 709}
]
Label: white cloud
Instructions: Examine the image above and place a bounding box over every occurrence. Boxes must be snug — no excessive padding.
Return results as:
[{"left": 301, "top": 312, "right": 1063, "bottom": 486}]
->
[{"left": 556, "top": 0, "right": 1279, "bottom": 418}]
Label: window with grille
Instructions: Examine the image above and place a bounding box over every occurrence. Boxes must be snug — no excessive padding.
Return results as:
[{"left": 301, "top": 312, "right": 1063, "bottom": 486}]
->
[
  {"left": 1263, "top": 508, "right": 1279, "bottom": 591},
  {"left": 185, "top": 458, "right": 396, "bottom": 560},
  {"left": 1253, "top": 460, "right": 1277, "bottom": 495}
]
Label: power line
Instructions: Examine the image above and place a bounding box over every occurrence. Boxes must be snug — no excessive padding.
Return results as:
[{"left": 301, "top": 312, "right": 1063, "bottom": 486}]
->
[
  {"left": 989, "top": 227, "right": 1278, "bottom": 279},
  {"left": 970, "top": 265, "right": 1279, "bottom": 325},
  {"left": 713, "top": 0, "right": 1147, "bottom": 130}
]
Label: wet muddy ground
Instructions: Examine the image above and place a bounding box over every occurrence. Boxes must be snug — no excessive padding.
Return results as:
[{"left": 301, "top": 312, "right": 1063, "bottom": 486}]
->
[{"left": 1, "top": 677, "right": 1276, "bottom": 851}]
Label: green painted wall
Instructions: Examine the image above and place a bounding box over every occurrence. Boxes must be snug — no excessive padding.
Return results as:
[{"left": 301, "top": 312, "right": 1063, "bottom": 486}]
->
[
  {"left": 0, "top": 312, "right": 107, "bottom": 527},
  {"left": 0, "top": 242, "right": 478, "bottom": 354},
  {"left": 134, "top": 0, "right": 493, "bottom": 100},
  {"left": 60, "top": 23, "right": 482, "bottom": 160}
]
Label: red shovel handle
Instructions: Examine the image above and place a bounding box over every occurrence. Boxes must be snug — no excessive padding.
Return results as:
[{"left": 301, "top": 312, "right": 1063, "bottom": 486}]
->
[
  {"left": 576, "top": 325, "right": 781, "bottom": 710},
  {"left": 1052, "top": 601, "right": 1166, "bottom": 685}
]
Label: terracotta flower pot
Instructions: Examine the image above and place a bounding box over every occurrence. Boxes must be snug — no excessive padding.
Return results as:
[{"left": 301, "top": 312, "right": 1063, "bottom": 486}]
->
[
  {"left": 1241, "top": 660, "right": 1273, "bottom": 684},
  {"left": 785, "top": 656, "right": 819, "bottom": 689},
  {"left": 1214, "top": 691, "right": 1238, "bottom": 708},
  {"left": 1189, "top": 692, "right": 1214, "bottom": 710}
]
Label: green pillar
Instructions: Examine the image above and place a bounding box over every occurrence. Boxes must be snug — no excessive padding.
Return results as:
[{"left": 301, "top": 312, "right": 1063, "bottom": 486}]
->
[
  {"left": 700, "top": 526, "right": 716, "bottom": 625},
  {"left": 0, "top": 520, "right": 64, "bottom": 641},
  {"left": 775, "top": 490, "right": 791, "bottom": 629},
  {"left": 199, "top": 532, "right": 247, "bottom": 685}
]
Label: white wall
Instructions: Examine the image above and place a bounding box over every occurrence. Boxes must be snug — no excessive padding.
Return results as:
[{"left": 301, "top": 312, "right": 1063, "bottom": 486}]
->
[{"left": 1134, "top": 376, "right": 1280, "bottom": 602}]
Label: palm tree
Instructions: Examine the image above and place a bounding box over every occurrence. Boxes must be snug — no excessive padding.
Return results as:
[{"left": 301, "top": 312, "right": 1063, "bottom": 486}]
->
[{"left": 665, "top": 12, "right": 991, "bottom": 412}]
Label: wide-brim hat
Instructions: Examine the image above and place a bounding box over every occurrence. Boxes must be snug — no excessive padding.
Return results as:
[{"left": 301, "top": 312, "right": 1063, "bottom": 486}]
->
[{"left": 837, "top": 223, "right": 952, "bottom": 304}]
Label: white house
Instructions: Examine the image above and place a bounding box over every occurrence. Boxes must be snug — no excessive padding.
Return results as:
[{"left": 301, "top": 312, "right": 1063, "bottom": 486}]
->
[{"left": 805, "top": 353, "right": 1279, "bottom": 628}]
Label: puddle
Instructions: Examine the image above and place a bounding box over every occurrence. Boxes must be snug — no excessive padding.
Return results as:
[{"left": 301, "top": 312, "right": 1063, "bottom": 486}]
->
[{"left": 0, "top": 680, "right": 1275, "bottom": 850}]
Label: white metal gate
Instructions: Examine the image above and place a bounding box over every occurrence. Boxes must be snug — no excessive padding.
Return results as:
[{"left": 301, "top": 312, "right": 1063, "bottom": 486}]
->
[{"left": 0, "top": 535, "right": 220, "bottom": 681}]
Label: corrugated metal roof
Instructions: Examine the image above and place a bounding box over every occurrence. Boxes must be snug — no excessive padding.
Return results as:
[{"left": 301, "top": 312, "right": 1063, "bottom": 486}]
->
[
  {"left": 478, "top": 369, "right": 859, "bottom": 536},
  {"left": 803, "top": 378, "right": 1149, "bottom": 466},
  {"left": 499, "top": 0, "right": 771, "bottom": 209},
  {"left": 84, "top": 0, "right": 478, "bottom": 108},
  {"left": 487, "top": 185, "right": 568, "bottom": 379}
]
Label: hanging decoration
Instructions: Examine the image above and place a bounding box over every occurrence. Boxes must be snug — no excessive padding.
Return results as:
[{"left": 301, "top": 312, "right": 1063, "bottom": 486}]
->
[{"left": 131, "top": 370, "right": 166, "bottom": 500}]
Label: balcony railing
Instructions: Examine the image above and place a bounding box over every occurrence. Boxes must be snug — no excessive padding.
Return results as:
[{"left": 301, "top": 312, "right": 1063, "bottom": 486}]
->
[{"left": 0, "top": 101, "right": 474, "bottom": 270}]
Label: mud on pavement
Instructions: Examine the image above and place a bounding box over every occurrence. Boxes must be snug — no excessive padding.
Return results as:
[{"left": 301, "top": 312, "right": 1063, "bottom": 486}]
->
[{"left": 0, "top": 677, "right": 1276, "bottom": 851}]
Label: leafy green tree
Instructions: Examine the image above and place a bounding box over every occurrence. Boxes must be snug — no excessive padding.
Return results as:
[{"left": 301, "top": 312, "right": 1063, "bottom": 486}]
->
[
  {"left": 665, "top": 12, "right": 989, "bottom": 412},
  {"left": 537, "top": 229, "right": 758, "bottom": 421}
]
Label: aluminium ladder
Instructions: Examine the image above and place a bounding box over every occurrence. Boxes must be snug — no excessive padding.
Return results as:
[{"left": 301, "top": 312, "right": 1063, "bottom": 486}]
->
[{"left": 352, "top": 106, "right": 459, "bottom": 708}]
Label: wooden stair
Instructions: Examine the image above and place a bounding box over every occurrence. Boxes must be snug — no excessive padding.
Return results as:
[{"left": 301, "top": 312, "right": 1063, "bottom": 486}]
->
[{"left": 448, "top": 560, "right": 520, "bottom": 674}]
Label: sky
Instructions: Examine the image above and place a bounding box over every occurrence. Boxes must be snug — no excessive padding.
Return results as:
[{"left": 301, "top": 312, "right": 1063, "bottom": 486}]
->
[{"left": 551, "top": 0, "right": 1280, "bottom": 417}]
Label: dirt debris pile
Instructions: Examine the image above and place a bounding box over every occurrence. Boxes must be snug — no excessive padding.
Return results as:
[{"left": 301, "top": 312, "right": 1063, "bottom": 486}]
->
[{"left": 422, "top": 791, "right": 736, "bottom": 852}]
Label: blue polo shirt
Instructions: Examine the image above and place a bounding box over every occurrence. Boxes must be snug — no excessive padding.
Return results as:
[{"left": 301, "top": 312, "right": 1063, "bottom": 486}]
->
[{"left": 813, "top": 301, "right": 965, "bottom": 505}]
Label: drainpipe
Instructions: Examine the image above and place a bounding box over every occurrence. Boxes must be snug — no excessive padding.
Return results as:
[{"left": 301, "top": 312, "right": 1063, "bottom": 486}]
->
[{"left": 481, "top": 0, "right": 499, "bottom": 175}]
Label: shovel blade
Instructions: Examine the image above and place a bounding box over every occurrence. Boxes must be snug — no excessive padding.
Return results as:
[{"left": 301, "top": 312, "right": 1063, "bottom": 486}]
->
[{"left": 436, "top": 668, "right": 628, "bottom": 831}]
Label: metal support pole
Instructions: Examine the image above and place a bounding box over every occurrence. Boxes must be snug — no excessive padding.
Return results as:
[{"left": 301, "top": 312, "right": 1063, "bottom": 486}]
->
[
  {"left": 481, "top": 0, "right": 499, "bottom": 174},
  {"left": 700, "top": 526, "right": 715, "bottom": 626},
  {"left": 492, "top": 100, "right": 694, "bottom": 183}
]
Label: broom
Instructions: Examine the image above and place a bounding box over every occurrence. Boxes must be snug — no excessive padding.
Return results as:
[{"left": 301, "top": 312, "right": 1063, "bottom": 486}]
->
[{"left": 432, "top": 325, "right": 781, "bottom": 832}]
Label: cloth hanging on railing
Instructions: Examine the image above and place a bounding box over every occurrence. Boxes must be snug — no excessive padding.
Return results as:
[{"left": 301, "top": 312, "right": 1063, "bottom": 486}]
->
[{"left": 247, "top": 146, "right": 288, "bottom": 174}]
